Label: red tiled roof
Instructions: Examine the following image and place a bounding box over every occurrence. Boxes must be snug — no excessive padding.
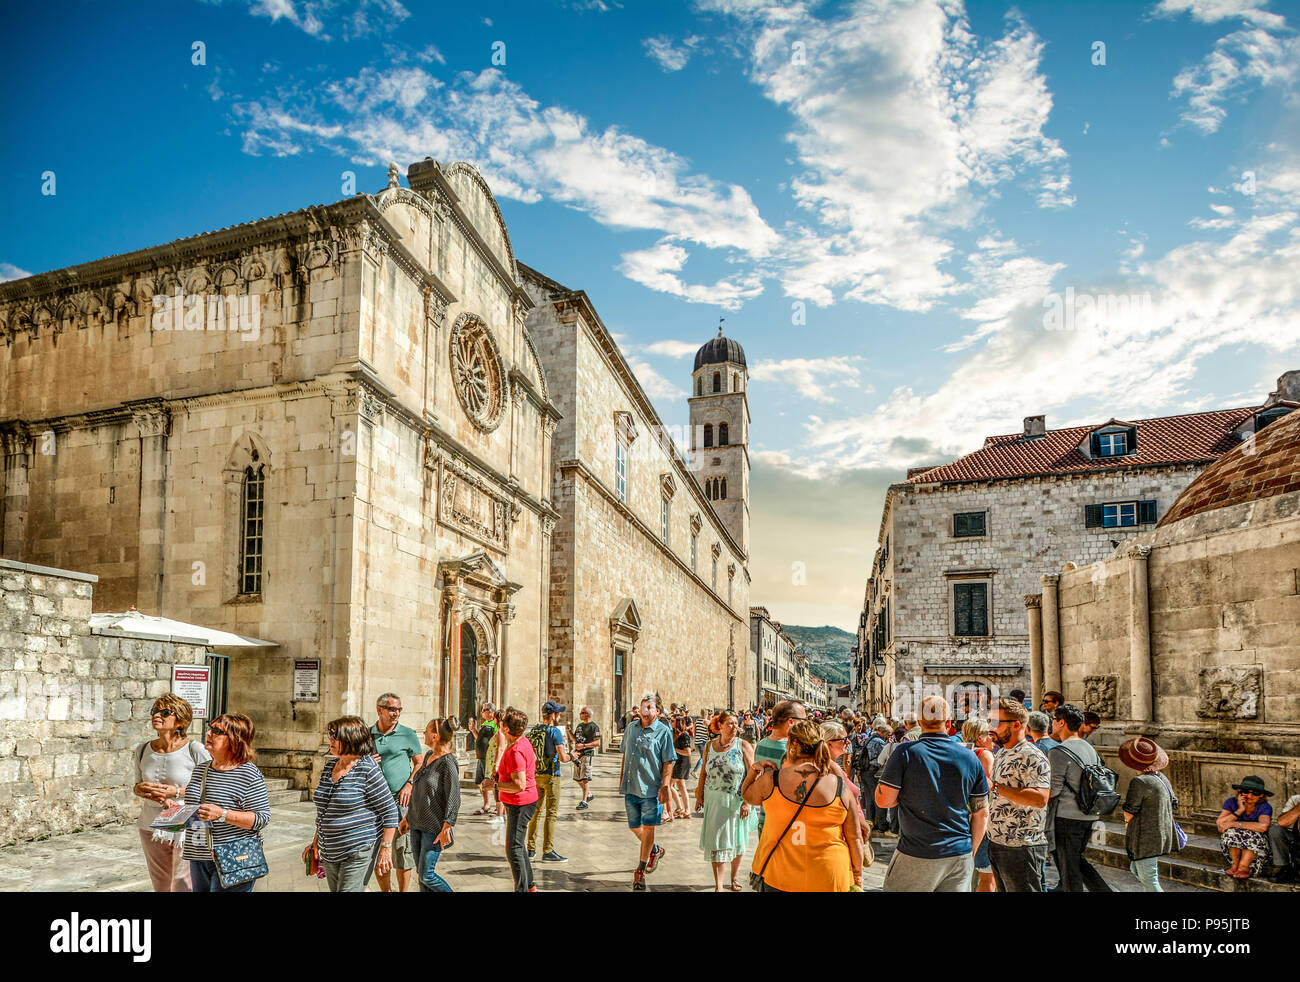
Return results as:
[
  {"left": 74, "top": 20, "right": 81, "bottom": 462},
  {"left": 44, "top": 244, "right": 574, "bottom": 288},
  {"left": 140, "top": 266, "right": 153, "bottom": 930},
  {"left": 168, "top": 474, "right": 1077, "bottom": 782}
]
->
[{"left": 906, "top": 407, "right": 1264, "bottom": 485}]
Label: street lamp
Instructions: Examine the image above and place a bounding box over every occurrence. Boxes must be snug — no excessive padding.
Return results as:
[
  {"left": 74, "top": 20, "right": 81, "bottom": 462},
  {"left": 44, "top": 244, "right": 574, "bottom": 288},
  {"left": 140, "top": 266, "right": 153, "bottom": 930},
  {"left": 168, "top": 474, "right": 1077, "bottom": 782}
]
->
[{"left": 873, "top": 654, "right": 887, "bottom": 678}]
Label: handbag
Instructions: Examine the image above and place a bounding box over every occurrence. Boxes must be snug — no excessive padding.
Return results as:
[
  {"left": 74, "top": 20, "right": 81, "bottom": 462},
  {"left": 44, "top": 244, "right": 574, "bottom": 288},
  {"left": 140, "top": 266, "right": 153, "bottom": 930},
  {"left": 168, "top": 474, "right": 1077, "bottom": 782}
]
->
[
  {"left": 749, "top": 769, "right": 819, "bottom": 892},
  {"left": 199, "top": 763, "right": 269, "bottom": 888},
  {"left": 1162, "top": 775, "right": 1187, "bottom": 851}
]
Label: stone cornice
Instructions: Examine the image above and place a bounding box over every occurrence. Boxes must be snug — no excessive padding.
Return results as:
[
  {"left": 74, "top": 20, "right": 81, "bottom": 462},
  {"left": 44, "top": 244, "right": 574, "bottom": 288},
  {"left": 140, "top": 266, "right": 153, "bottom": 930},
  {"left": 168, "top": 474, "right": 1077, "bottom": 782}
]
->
[
  {"left": 507, "top": 367, "right": 561, "bottom": 421},
  {"left": 556, "top": 456, "right": 745, "bottom": 626}
]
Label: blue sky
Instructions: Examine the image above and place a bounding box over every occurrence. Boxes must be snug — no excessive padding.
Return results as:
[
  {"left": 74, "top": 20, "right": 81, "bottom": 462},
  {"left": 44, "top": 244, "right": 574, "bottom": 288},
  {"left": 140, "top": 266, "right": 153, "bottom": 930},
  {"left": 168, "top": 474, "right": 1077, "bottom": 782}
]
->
[{"left": 3, "top": 0, "right": 1299, "bottom": 631}]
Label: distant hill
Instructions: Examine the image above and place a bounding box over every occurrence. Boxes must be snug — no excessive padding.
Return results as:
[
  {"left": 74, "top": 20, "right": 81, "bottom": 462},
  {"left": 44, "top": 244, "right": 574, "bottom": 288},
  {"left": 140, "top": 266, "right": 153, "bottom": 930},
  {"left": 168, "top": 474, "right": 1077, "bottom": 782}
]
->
[{"left": 781, "top": 624, "right": 854, "bottom": 686}]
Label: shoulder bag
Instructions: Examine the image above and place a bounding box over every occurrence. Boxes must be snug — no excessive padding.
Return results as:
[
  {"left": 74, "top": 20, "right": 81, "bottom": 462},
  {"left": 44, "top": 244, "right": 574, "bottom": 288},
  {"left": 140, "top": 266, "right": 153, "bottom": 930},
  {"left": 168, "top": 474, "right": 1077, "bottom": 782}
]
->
[
  {"left": 1160, "top": 774, "right": 1187, "bottom": 851},
  {"left": 199, "top": 764, "right": 269, "bottom": 888},
  {"left": 749, "top": 769, "right": 817, "bottom": 892}
]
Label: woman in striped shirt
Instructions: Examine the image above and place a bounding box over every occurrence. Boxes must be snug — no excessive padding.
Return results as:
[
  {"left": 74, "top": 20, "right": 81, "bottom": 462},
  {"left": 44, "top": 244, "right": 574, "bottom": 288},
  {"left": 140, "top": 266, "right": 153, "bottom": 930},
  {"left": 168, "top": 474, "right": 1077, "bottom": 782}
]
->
[
  {"left": 401, "top": 716, "right": 461, "bottom": 892},
  {"left": 303, "top": 716, "right": 399, "bottom": 892},
  {"left": 182, "top": 712, "right": 272, "bottom": 892}
]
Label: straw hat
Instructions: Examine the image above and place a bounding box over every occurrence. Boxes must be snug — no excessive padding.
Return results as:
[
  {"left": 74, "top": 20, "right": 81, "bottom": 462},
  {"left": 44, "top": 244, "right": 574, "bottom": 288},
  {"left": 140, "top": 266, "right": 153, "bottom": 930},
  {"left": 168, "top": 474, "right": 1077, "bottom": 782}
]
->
[{"left": 1118, "top": 735, "right": 1169, "bottom": 773}]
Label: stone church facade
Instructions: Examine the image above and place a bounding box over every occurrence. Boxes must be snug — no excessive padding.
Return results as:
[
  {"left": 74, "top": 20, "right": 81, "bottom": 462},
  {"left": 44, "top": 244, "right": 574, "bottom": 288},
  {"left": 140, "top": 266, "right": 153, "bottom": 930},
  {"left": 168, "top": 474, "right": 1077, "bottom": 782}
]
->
[
  {"left": 524, "top": 268, "right": 751, "bottom": 727},
  {"left": 0, "top": 158, "right": 750, "bottom": 787},
  {"left": 0, "top": 160, "right": 560, "bottom": 783}
]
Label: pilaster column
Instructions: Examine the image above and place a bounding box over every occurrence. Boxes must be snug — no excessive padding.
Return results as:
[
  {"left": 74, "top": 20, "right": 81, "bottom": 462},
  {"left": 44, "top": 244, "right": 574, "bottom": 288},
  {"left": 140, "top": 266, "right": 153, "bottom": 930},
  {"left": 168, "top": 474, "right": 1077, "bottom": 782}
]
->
[
  {"left": 0, "top": 423, "right": 32, "bottom": 558},
  {"left": 131, "top": 404, "right": 171, "bottom": 611},
  {"left": 496, "top": 599, "right": 515, "bottom": 708},
  {"left": 1024, "top": 594, "right": 1044, "bottom": 705},
  {"left": 445, "top": 581, "right": 463, "bottom": 718},
  {"left": 1041, "top": 574, "right": 1061, "bottom": 695},
  {"left": 1128, "top": 545, "right": 1153, "bottom": 723}
]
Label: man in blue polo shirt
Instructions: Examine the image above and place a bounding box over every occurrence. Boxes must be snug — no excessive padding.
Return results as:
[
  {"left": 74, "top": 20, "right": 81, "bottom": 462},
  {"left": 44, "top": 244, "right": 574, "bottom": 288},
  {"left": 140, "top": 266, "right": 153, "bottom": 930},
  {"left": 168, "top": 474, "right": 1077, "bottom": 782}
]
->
[{"left": 876, "top": 694, "right": 988, "bottom": 892}]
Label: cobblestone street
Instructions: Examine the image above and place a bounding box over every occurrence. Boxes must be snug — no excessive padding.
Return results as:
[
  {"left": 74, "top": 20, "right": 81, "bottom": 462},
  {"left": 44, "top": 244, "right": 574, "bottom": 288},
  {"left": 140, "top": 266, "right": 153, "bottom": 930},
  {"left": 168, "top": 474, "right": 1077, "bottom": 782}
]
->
[{"left": 0, "top": 753, "right": 1205, "bottom": 893}]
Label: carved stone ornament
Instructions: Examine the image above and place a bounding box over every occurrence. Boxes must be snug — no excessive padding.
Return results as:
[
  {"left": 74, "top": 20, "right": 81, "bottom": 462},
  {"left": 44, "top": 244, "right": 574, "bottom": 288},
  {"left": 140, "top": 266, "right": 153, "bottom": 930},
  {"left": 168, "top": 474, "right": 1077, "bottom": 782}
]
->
[
  {"left": 438, "top": 455, "right": 510, "bottom": 552},
  {"left": 1197, "top": 666, "right": 1262, "bottom": 720},
  {"left": 450, "top": 314, "right": 507, "bottom": 432},
  {"left": 1023, "top": 594, "right": 1042, "bottom": 609},
  {"left": 1082, "top": 674, "right": 1118, "bottom": 718}
]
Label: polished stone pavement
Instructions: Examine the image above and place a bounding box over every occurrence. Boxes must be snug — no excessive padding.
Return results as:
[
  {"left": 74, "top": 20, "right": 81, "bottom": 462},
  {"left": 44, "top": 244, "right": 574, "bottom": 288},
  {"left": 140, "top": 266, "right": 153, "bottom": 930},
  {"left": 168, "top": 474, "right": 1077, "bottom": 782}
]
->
[{"left": 0, "top": 753, "right": 1202, "bottom": 892}]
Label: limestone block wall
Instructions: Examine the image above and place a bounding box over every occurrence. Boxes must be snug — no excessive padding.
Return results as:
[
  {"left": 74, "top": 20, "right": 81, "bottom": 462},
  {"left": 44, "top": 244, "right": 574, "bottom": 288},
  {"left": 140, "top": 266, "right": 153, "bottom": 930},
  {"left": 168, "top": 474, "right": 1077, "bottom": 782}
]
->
[
  {"left": 0, "top": 559, "right": 208, "bottom": 843},
  {"left": 1054, "top": 489, "right": 1300, "bottom": 760},
  {"left": 564, "top": 478, "right": 747, "bottom": 727},
  {"left": 885, "top": 465, "right": 1207, "bottom": 697}
]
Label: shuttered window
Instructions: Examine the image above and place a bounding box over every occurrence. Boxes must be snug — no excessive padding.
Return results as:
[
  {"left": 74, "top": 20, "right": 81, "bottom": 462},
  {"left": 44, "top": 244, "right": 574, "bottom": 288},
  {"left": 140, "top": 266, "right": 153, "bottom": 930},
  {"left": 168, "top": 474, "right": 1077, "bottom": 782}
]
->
[
  {"left": 1086, "top": 499, "right": 1157, "bottom": 528},
  {"left": 953, "top": 582, "right": 988, "bottom": 636},
  {"left": 954, "top": 511, "right": 986, "bottom": 537}
]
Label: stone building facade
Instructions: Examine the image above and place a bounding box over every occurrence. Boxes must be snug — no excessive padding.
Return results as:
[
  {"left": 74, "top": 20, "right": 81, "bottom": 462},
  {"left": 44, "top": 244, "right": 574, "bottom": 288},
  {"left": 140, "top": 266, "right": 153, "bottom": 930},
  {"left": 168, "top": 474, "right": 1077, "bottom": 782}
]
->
[
  {"left": 0, "top": 160, "right": 558, "bottom": 784},
  {"left": 0, "top": 559, "right": 209, "bottom": 842},
  {"left": 522, "top": 266, "right": 750, "bottom": 728},
  {"left": 1027, "top": 407, "right": 1300, "bottom": 817},
  {"left": 855, "top": 387, "right": 1298, "bottom": 718},
  {"left": 750, "top": 605, "right": 798, "bottom": 708}
]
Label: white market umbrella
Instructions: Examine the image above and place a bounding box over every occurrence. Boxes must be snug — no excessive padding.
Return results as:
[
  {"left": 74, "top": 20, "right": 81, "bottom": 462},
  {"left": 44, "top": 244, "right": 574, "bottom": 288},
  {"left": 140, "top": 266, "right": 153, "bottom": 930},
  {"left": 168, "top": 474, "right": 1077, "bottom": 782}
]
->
[{"left": 89, "top": 609, "right": 278, "bottom": 648}]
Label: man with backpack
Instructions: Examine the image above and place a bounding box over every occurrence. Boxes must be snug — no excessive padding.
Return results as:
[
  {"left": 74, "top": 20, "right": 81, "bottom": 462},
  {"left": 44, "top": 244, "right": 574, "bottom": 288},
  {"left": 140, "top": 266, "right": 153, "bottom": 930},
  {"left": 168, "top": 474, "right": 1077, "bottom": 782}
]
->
[
  {"left": 526, "top": 700, "right": 572, "bottom": 863},
  {"left": 1048, "top": 703, "right": 1117, "bottom": 892}
]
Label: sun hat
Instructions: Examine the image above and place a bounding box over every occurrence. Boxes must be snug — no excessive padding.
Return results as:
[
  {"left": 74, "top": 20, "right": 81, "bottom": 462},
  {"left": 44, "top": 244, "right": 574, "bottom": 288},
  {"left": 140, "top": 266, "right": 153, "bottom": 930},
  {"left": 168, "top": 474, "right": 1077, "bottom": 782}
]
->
[
  {"left": 1231, "top": 775, "right": 1274, "bottom": 796},
  {"left": 1118, "top": 736, "right": 1168, "bottom": 773}
]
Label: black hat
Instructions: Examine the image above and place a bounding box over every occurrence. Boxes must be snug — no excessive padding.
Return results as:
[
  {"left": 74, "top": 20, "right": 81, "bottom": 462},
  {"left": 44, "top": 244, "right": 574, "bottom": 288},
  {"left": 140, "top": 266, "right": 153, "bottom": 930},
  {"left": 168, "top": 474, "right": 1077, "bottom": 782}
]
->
[{"left": 1231, "top": 775, "right": 1273, "bottom": 796}]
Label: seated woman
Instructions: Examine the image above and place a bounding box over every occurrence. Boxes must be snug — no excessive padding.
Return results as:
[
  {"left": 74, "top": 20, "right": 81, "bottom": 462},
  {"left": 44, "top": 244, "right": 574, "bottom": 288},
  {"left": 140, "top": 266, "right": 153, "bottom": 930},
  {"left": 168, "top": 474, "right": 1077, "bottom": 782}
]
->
[{"left": 1216, "top": 775, "right": 1274, "bottom": 879}]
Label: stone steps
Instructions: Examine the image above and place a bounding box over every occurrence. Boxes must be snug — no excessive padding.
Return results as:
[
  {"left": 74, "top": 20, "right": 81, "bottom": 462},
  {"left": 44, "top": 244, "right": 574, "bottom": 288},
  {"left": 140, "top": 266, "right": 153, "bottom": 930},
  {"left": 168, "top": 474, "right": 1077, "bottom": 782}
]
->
[
  {"left": 1084, "top": 823, "right": 1299, "bottom": 894},
  {"left": 263, "top": 777, "right": 307, "bottom": 806}
]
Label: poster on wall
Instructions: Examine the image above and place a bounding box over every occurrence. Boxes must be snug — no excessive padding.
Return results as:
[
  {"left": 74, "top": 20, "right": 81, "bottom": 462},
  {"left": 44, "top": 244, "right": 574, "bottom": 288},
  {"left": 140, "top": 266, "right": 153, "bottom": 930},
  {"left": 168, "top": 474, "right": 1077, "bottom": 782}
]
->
[
  {"left": 293, "top": 659, "right": 320, "bottom": 702},
  {"left": 172, "top": 665, "right": 210, "bottom": 718}
]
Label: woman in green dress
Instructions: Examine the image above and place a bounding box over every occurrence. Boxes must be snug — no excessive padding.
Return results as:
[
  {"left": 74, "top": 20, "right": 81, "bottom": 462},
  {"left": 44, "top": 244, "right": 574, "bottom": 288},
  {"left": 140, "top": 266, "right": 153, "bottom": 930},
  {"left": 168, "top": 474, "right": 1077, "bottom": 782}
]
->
[{"left": 695, "top": 710, "right": 756, "bottom": 891}]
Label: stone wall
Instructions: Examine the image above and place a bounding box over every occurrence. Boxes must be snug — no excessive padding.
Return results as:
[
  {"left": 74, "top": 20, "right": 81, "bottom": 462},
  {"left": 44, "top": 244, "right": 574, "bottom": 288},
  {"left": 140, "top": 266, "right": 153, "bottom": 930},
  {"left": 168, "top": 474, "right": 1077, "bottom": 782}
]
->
[
  {"left": 1048, "top": 490, "right": 1300, "bottom": 814},
  {"left": 0, "top": 559, "right": 208, "bottom": 843},
  {"left": 879, "top": 465, "right": 1207, "bottom": 707}
]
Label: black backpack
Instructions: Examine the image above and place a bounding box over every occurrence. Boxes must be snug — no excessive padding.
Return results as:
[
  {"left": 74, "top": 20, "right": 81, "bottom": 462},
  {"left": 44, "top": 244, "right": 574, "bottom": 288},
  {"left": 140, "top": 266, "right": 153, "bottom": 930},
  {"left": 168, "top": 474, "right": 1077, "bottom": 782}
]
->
[{"left": 1056, "top": 745, "right": 1121, "bottom": 816}]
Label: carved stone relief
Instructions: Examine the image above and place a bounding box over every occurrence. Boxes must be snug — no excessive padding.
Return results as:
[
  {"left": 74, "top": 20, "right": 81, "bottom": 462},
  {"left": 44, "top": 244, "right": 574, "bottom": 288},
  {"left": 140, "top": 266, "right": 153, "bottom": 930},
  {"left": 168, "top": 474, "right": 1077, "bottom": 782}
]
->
[
  {"left": 1197, "top": 666, "right": 1262, "bottom": 720},
  {"left": 1082, "top": 674, "right": 1118, "bottom": 718}
]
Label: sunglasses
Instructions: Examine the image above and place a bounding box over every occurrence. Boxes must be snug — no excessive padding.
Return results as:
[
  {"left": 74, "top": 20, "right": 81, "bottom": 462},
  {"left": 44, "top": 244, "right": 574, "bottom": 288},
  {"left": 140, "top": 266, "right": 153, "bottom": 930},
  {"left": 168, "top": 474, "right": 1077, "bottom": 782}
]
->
[
  {"left": 151, "top": 708, "right": 177, "bottom": 718},
  {"left": 379, "top": 705, "right": 402, "bottom": 713},
  {"left": 327, "top": 727, "right": 339, "bottom": 739},
  {"left": 208, "top": 726, "right": 229, "bottom": 737}
]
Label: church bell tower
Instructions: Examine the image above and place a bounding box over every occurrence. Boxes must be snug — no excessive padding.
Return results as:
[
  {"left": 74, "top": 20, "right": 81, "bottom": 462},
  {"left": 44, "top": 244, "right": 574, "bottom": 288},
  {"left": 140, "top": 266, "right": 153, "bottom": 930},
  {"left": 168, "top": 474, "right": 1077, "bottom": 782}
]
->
[{"left": 689, "top": 323, "right": 750, "bottom": 553}]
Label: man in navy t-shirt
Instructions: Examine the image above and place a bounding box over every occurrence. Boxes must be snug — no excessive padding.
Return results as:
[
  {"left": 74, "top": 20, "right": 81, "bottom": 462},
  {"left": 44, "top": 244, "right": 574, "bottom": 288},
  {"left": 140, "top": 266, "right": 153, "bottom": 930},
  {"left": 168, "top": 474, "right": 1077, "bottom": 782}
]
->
[{"left": 876, "top": 695, "right": 988, "bottom": 892}]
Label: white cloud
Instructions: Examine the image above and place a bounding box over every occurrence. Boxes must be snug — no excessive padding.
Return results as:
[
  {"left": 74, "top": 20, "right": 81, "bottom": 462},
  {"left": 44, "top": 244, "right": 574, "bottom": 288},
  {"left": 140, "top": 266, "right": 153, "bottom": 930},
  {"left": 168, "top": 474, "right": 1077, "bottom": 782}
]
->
[
  {"left": 641, "top": 339, "right": 700, "bottom": 358},
  {"left": 626, "top": 358, "right": 688, "bottom": 399},
  {"left": 701, "top": 0, "right": 1073, "bottom": 311},
  {"left": 748, "top": 356, "right": 864, "bottom": 404},
  {"left": 0, "top": 262, "right": 33, "bottom": 282},
  {"left": 643, "top": 35, "right": 704, "bottom": 72},
  {"left": 617, "top": 239, "right": 765, "bottom": 309},
  {"left": 1156, "top": 1, "right": 1298, "bottom": 133},
  {"left": 244, "top": 0, "right": 409, "bottom": 41}
]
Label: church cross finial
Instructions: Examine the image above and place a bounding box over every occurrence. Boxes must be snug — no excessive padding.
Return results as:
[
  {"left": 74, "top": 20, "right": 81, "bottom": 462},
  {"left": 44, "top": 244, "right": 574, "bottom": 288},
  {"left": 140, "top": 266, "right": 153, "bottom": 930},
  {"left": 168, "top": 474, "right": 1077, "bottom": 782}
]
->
[{"left": 717, "top": 316, "right": 725, "bottom": 337}]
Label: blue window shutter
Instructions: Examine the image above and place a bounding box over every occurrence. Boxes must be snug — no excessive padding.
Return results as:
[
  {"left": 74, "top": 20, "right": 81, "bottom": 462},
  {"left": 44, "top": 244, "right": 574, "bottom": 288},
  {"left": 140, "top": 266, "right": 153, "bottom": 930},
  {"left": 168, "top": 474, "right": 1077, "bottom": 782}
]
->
[
  {"left": 1128, "top": 427, "right": 1139, "bottom": 454},
  {"left": 954, "top": 513, "right": 968, "bottom": 536},
  {"left": 1139, "top": 499, "right": 1157, "bottom": 524},
  {"left": 1085, "top": 504, "right": 1104, "bottom": 528},
  {"left": 1089, "top": 432, "right": 1101, "bottom": 456}
]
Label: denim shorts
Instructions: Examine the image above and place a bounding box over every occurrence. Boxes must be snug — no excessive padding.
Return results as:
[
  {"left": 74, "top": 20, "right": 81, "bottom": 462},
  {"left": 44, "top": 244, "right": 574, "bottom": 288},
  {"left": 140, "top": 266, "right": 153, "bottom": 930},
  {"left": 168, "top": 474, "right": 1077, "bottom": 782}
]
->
[{"left": 624, "top": 793, "right": 662, "bottom": 829}]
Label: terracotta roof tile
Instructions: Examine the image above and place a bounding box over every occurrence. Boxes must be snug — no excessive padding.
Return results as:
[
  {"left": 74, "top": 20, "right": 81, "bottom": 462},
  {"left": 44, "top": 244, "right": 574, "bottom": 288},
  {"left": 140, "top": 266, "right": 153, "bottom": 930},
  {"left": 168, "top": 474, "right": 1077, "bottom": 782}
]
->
[{"left": 906, "top": 407, "right": 1265, "bottom": 485}]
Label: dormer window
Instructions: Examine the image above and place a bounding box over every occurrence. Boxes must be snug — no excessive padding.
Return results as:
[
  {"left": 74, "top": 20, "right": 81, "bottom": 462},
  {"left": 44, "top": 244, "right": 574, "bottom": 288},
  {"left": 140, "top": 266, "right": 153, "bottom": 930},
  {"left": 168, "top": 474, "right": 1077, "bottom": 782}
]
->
[
  {"left": 1089, "top": 424, "right": 1137, "bottom": 458},
  {"left": 1255, "top": 406, "right": 1293, "bottom": 432},
  {"left": 1098, "top": 431, "right": 1128, "bottom": 456}
]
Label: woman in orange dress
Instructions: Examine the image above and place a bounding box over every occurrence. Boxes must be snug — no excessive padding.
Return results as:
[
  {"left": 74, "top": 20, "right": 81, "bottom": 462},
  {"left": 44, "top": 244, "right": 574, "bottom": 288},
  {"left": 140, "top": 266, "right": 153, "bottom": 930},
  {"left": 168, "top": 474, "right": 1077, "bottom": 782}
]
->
[{"left": 742, "top": 719, "right": 863, "bottom": 892}]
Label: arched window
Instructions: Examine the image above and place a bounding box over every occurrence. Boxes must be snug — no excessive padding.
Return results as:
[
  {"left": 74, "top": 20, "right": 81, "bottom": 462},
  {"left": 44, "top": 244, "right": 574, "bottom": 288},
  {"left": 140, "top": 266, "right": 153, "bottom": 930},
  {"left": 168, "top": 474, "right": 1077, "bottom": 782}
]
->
[
  {"left": 696, "top": 377, "right": 702, "bottom": 396},
  {"left": 718, "top": 423, "right": 729, "bottom": 446},
  {"left": 712, "top": 372, "right": 721, "bottom": 393},
  {"left": 241, "top": 464, "right": 266, "bottom": 595},
  {"left": 720, "top": 478, "right": 727, "bottom": 500},
  {"left": 703, "top": 424, "right": 713, "bottom": 448}
]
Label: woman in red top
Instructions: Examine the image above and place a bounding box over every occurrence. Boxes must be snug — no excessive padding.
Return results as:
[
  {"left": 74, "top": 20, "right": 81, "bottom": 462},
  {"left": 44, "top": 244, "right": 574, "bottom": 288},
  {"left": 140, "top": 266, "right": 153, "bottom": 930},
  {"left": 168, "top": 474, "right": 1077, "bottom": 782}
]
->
[{"left": 495, "top": 707, "right": 539, "bottom": 892}]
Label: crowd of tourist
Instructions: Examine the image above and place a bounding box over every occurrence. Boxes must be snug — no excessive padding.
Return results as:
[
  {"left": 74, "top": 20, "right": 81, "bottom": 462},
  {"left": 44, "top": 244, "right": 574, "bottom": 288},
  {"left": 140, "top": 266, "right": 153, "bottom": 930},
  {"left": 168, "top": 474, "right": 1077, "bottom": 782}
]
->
[{"left": 128, "top": 686, "right": 1300, "bottom": 892}]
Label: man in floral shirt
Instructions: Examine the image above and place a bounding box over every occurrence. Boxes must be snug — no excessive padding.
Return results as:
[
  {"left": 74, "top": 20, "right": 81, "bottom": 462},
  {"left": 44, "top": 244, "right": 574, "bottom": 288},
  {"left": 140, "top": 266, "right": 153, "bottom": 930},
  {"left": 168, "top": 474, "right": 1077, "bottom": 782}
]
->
[{"left": 987, "top": 697, "right": 1053, "bottom": 891}]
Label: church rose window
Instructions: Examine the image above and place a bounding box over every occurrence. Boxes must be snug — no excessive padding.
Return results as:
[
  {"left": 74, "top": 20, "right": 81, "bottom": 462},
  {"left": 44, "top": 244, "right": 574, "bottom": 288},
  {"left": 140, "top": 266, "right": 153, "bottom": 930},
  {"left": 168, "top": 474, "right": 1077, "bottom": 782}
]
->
[{"left": 450, "top": 314, "right": 507, "bottom": 431}]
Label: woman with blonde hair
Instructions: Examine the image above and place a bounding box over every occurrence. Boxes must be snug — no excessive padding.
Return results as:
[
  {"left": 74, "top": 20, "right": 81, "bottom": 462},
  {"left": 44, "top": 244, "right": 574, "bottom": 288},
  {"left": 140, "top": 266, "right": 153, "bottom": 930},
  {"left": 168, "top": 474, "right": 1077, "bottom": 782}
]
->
[
  {"left": 742, "top": 719, "right": 863, "bottom": 892},
  {"left": 962, "top": 716, "right": 997, "bottom": 891},
  {"left": 133, "top": 694, "right": 211, "bottom": 891}
]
